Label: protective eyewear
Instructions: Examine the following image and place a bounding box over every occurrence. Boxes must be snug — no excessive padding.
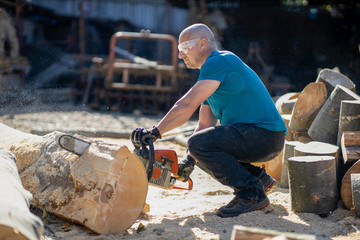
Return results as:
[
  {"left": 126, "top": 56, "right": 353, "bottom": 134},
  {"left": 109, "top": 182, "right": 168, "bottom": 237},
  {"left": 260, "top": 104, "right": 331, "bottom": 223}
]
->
[{"left": 178, "top": 38, "right": 201, "bottom": 54}]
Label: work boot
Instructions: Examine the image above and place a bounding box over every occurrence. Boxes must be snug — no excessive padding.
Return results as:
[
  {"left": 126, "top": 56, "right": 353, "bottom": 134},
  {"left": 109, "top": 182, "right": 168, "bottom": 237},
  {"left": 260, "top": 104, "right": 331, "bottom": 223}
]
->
[
  {"left": 216, "top": 189, "right": 269, "bottom": 218},
  {"left": 176, "top": 155, "right": 195, "bottom": 182},
  {"left": 258, "top": 169, "right": 277, "bottom": 195}
]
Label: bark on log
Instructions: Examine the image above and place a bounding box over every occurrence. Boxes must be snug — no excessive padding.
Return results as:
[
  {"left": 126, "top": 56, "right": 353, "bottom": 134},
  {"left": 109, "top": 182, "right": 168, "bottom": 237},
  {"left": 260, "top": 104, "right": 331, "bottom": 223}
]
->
[
  {"left": 341, "top": 159, "right": 360, "bottom": 210},
  {"left": 279, "top": 141, "right": 304, "bottom": 189},
  {"left": 275, "top": 92, "right": 299, "bottom": 115},
  {"left": 337, "top": 100, "right": 360, "bottom": 148},
  {"left": 0, "top": 123, "right": 148, "bottom": 235},
  {"left": 341, "top": 131, "right": 360, "bottom": 165},
  {"left": 315, "top": 68, "right": 356, "bottom": 96},
  {"left": 289, "top": 82, "right": 327, "bottom": 131},
  {"left": 351, "top": 173, "right": 360, "bottom": 217},
  {"left": 288, "top": 156, "right": 337, "bottom": 214},
  {"left": 308, "top": 85, "right": 360, "bottom": 145},
  {"left": 0, "top": 149, "right": 44, "bottom": 240}
]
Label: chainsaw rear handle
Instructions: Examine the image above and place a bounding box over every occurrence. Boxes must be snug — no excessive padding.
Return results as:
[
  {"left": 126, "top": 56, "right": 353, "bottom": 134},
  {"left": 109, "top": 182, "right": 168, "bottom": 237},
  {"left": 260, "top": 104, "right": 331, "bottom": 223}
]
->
[{"left": 173, "top": 177, "right": 193, "bottom": 191}]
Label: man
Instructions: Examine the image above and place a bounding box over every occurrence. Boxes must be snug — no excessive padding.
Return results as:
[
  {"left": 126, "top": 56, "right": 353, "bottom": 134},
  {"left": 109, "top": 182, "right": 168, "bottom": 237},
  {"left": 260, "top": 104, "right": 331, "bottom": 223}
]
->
[{"left": 132, "top": 23, "right": 286, "bottom": 217}]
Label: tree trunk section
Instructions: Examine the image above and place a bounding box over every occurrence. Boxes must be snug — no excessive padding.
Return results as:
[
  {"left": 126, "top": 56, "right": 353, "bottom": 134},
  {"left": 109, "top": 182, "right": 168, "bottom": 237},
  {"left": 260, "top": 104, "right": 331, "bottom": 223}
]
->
[
  {"left": 341, "top": 131, "right": 360, "bottom": 165},
  {"left": 0, "top": 149, "right": 44, "bottom": 240},
  {"left": 275, "top": 92, "right": 299, "bottom": 114},
  {"left": 351, "top": 173, "right": 360, "bottom": 217},
  {"left": 281, "top": 114, "right": 292, "bottom": 141},
  {"left": 288, "top": 156, "right": 337, "bottom": 214},
  {"left": 337, "top": 100, "right": 360, "bottom": 148},
  {"left": 0, "top": 123, "right": 148, "bottom": 235},
  {"left": 289, "top": 82, "right": 327, "bottom": 132},
  {"left": 308, "top": 85, "right": 360, "bottom": 145},
  {"left": 341, "top": 159, "right": 360, "bottom": 210},
  {"left": 279, "top": 141, "right": 304, "bottom": 189},
  {"left": 315, "top": 68, "right": 356, "bottom": 96}
]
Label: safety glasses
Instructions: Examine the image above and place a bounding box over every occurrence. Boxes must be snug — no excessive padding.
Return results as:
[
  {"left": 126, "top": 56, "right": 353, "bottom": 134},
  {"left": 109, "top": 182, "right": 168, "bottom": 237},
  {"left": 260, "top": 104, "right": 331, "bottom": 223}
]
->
[{"left": 178, "top": 38, "right": 201, "bottom": 54}]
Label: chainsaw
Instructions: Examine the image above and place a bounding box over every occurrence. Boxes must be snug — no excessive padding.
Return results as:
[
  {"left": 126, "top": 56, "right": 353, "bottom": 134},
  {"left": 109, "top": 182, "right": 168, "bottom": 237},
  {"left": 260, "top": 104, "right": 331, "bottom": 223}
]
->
[{"left": 58, "top": 134, "right": 193, "bottom": 191}]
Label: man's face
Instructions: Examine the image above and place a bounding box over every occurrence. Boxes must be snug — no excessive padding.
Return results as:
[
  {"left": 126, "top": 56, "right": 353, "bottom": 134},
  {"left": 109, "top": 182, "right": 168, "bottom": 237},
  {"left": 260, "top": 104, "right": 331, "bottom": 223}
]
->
[{"left": 178, "top": 35, "right": 202, "bottom": 69}]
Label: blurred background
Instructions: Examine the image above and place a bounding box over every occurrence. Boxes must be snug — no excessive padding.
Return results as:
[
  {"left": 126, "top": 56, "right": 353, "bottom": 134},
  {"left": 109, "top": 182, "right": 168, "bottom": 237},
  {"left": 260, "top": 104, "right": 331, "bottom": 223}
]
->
[{"left": 0, "top": 0, "right": 359, "bottom": 114}]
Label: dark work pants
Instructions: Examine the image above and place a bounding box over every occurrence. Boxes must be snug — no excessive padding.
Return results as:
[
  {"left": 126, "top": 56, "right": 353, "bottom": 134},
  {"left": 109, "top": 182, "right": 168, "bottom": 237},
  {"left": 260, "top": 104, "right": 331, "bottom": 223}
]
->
[{"left": 187, "top": 123, "right": 285, "bottom": 196}]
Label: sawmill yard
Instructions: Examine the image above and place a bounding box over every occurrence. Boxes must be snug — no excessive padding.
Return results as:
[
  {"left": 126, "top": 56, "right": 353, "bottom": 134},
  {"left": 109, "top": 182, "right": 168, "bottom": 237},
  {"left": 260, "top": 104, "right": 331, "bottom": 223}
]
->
[{"left": 1, "top": 89, "right": 360, "bottom": 240}]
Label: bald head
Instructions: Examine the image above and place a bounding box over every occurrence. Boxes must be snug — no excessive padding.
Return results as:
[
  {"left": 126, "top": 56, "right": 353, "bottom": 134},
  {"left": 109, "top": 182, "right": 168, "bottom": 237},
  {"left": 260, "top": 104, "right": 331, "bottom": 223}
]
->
[{"left": 179, "top": 23, "right": 217, "bottom": 50}]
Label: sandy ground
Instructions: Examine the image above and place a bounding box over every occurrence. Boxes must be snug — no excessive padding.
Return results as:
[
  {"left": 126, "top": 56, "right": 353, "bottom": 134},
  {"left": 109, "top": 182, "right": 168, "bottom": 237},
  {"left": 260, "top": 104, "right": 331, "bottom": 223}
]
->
[{"left": 1, "top": 99, "right": 360, "bottom": 240}]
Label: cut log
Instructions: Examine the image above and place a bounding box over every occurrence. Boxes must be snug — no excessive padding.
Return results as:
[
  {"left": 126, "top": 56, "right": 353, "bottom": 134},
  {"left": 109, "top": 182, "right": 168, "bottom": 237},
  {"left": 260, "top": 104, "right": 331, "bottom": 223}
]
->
[
  {"left": 275, "top": 92, "right": 299, "bottom": 114},
  {"left": 289, "top": 82, "right": 327, "bottom": 131},
  {"left": 308, "top": 85, "right": 360, "bottom": 145},
  {"left": 279, "top": 141, "right": 304, "bottom": 189},
  {"left": 315, "top": 68, "right": 356, "bottom": 96},
  {"left": 337, "top": 100, "right": 360, "bottom": 148},
  {"left": 0, "top": 149, "right": 44, "bottom": 240},
  {"left": 231, "top": 225, "right": 316, "bottom": 240},
  {"left": 0, "top": 123, "right": 148, "bottom": 235},
  {"left": 341, "top": 159, "right": 360, "bottom": 210},
  {"left": 288, "top": 156, "right": 337, "bottom": 214},
  {"left": 341, "top": 131, "right": 360, "bottom": 165},
  {"left": 351, "top": 173, "right": 360, "bottom": 217}
]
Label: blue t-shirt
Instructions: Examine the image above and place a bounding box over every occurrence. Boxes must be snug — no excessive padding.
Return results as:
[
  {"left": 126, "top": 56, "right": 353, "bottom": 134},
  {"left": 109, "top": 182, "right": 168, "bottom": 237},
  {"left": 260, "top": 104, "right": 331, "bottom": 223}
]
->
[{"left": 199, "top": 50, "right": 287, "bottom": 133}]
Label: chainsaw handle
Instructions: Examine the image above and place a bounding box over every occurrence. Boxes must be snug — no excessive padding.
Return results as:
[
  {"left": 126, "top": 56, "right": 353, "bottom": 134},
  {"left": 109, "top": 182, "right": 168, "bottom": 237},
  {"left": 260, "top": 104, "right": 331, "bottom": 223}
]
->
[{"left": 173, "top": 177, "right": 193, "bottom": 191}]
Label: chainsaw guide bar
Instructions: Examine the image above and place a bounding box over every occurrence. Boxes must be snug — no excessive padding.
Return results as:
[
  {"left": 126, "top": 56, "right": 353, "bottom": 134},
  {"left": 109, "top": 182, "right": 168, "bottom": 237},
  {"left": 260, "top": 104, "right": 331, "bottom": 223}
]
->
[{"left": 58, "top": 134, "right": 91, "bottom": 156}]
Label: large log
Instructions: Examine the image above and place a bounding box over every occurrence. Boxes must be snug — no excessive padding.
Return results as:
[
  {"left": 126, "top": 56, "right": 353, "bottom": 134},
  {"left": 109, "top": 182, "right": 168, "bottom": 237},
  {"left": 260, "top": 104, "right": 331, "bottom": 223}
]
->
[
  {"left": 308, "top": 85, "right": 360, "bottom": 145},
  {"left": 288, "top": 156, "right": 338, "bottom": 214},
  {"left": 315, "top": 68, "right": 356, "bottom": 96},
  {"left": 337, "top": 100, "right": 360, "bottom": 148},
  {"left": 351, "top": 173, "right": 360, "bottom": 217},
  {"left": 0, "top": 149, "right": 44, "bottom": 240},
  {"left": 341, "top": 159, "right": 360, "bottom": 210},
  {"left": 0, "top": 123, "right": 148, "bottom": 235},
  {"left": 341, "top": 131, "right": 360, "bottom": 165},
  {"left": 289, "top": 82, "right": 327, "bottom": 132}
]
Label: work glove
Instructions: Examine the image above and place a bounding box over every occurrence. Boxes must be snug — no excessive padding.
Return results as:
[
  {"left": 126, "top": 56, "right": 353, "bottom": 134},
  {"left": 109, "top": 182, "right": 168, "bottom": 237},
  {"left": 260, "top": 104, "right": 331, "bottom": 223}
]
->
[
  {"left": 131, "top": 126, "right": 162, "bottom": 148},
  {"left": 176, "top": 155, "right": 195, "bottom": 182}
]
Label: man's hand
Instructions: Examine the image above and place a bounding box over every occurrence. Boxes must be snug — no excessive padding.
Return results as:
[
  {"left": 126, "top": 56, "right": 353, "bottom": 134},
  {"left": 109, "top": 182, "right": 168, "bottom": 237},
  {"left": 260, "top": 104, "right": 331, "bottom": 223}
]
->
[
  {"left": 131, "top": 126, "right": 161, "bottom": 148},
  {"left": 175, "top": 155, "right": 195, "bottom": 182}
]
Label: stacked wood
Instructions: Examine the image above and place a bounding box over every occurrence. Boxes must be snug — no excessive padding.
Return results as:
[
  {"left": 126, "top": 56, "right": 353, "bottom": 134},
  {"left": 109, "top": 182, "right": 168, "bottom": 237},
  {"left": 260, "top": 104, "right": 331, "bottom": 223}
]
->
[
  {"left": 288, "top": 156, "right": 337, "bottom": 214},
  {"left": 308, "top": 85, "right": 360, "bottom": 145},
  {"left": 289, "top": 82, "right": 327, "bottom": 132},
  {"left": 341, "top": 131, "right": 360, "bottom": 165},
  {"left": 279, "top": 141, "right": 304, "bottom": 189},
  {"left": 341, "top": 159, "right": 360, "bottom": 210},
  {"left": 0, "top": 149, "right": 44, "bottom": 240},
  {"left": 351, "top": 173, "right": 360, "bottom": 217},
  {"left": 275, "top": 92, "right": 299, "bottom": 114},
  {"left": 337, "top": 100, "right": 360, "bottom": 148},
  {"left": 0, "top": 123, "right": 148, "bottom": 235},
  {"left": 315, "top": 68, "right": 356, "bottom": 96}
]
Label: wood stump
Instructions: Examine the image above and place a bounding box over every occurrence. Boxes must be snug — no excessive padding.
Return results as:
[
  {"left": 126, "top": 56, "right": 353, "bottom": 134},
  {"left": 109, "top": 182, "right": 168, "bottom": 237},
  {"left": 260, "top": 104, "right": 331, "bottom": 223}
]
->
[
  {"left": 0, "top": 149, "right": 44, "bottom": 240},
  {"left": 341, "top": 159, "right": 360, "bottom": 210},
  {"left": 337, "top": 100, "right": 360, "bottom": 148},
  {"left": 288, "top": 156, "right": 337, "bottom": 214},
  {"left": 341, "top": 131, "right": 360, "bottom": 165},
  {"left": 289, "top": 82, "right": 327, "bottom": 132},
  {"left": 315, "top": 68, "right": 356, "bottom": 96},
  {"left": 308, "top": 85, "right": 360, "bottom": 145},
  {"left": 0, "top": 123, "right": 148, "bottom": 235},
  {"left": 275, "top": 92, "right": 299, "bottom": 114},
  {"left": 351, "top": 173, "right": 360, "bottom": 217},
  {"left": 279, "top": 141, "right": 304, "bottom": 189}
]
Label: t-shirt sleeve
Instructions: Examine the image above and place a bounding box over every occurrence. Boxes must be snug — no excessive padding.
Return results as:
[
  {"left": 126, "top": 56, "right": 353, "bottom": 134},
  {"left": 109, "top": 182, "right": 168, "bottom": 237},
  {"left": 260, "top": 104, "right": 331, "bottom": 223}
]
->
[{"left": 198, "top": 55, "right": 228, "bottom": 83}]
